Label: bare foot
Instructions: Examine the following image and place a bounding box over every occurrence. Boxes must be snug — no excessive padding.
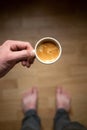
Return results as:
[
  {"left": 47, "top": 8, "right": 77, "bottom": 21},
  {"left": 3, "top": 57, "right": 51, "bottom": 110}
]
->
[
  {"left": 56, "top": 87, "right": 71, "bottom": 112},
  {"left": 22, "top": 87, "right": 38, "bottom": 113}
]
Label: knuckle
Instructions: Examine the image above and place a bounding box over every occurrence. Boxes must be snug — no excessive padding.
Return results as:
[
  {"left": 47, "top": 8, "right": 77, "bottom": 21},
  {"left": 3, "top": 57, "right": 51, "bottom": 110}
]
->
[{"left": 4, "top": 40, "right": 13, "bottom": 45}]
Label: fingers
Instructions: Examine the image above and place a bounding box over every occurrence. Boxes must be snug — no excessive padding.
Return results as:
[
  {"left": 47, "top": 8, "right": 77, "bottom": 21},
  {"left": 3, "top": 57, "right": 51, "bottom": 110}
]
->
[
  {"left": 21, "top": 55, "right": 35, "bottom": 68},
  {"left": 6, "top": 40, "right": 33, "bottom": 51},
  {"left": 21, "top": 61, "right": 27, "bottom": 66},
  {"left": 7, "top": 40, "right": 36, "bottom": 66},
  {"left": 21, "top": 61, "right": 29, "bottom": 67},
  {"left": 3, "top": 40, "right": 36, "bottom": 68},
  {"left": 13, "top": 50, "right": 30, "bottom": 61},
  {"left": 12, "top": 49, "right": 35, "bottom": 61},
  {"left": 27, "top": 55, "right": 36, "bottom": 67},
  {"left": 29, "top": 55, "right": 36, "bottom": 64}
]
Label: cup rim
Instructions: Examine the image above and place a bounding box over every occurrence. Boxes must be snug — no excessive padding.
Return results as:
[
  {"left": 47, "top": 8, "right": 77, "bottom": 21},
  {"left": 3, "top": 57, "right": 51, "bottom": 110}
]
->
[{"left": 35, "top": 37, "right": 62, "bottom": 64}]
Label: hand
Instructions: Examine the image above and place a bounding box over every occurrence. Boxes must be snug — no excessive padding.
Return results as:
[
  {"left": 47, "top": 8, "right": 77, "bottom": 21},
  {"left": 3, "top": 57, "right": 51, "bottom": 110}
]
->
[{"left": 0, "top": 40, "right": 35, "bottom": 78}]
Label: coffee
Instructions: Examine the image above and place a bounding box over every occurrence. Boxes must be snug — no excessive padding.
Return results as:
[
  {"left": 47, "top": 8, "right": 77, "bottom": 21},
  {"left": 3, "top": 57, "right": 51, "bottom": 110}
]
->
[{"left": 36, "top": 42, "right": 60, "bottom": 63}]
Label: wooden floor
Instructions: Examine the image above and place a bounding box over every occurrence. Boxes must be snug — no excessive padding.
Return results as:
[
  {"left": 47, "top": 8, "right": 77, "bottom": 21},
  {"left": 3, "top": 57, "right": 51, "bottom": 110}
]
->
[{"left": 0, "top": 1, "right": 87, "bottom": 130}]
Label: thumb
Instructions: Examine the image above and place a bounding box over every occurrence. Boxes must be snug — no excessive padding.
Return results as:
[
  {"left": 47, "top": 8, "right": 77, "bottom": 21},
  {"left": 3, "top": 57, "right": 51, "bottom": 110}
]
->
[{"left": 12, "top": 50, "right": 30, "bottom": 61}]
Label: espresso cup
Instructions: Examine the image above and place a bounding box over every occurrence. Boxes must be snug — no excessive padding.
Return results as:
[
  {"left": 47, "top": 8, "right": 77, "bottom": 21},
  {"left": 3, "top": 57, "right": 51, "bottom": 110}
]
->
[{"left": 33, "top": 37, "right": 62, "bottom": 64}]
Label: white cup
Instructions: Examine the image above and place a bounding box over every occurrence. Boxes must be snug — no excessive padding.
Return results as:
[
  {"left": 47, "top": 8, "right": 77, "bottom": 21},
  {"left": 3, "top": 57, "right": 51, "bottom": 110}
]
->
[{"left": 33, "top": 37, "right": 62, "bottom": 64}]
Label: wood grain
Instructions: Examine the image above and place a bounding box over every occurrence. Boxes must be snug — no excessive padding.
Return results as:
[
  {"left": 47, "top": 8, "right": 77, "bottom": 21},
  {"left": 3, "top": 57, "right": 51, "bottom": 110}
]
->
[{"left": 0, "top": 2, "right": 87, "bottom": 130}]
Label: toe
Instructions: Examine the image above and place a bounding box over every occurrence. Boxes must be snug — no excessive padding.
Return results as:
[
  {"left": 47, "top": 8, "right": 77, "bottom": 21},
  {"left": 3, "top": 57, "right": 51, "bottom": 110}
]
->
[
  {"left": 32, "top": 87, "right": 38, "bottom": 94},
  {"left": 57, "top": 87, "right": 62, "bottom": 94},
  {"left": 63, "top": 90, "right": 70, "bottom": 98}
]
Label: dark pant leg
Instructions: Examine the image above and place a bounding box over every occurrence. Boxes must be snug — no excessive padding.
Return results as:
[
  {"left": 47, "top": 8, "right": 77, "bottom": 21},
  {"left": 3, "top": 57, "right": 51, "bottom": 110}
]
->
[
  {"left": 54, "top": 109, "right": 87, "bottom": 130},
  {"left": 54, "top": 109, "right": 71, "bottom": 130},
  {"left": 21, "top": 110, "right": 41, "bottom": 130}
]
